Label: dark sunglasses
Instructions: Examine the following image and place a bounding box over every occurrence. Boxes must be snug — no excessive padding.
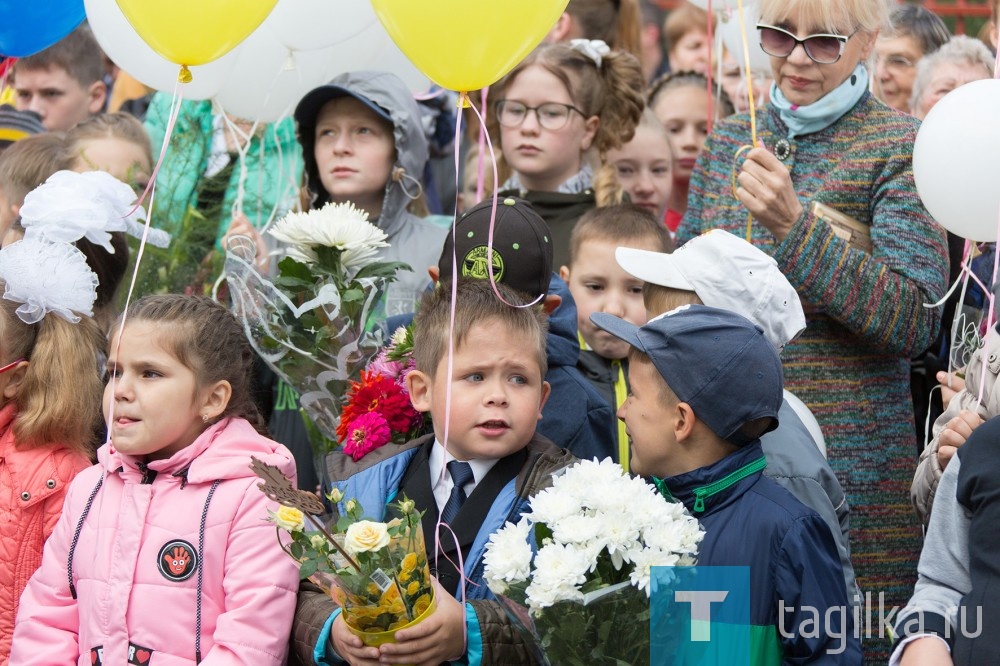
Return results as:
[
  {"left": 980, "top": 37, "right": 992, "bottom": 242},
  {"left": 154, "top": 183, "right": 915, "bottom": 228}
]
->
[{"left": 757, "top": 24, "right": 857, "bottom": 64}]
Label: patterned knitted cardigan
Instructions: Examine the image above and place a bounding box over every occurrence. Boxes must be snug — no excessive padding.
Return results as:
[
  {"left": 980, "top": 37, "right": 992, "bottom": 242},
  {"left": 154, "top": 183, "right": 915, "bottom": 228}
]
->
[{"left": 677, "top": 92, "right": 949, "bottom": 616}]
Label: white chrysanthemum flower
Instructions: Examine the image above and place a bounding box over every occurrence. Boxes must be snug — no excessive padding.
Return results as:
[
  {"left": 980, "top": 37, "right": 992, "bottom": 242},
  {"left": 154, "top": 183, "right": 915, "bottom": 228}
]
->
[
  {"left": 525, "top": 543, "right": 590, "bottom": 611},
  {"left": 629, "top": 549, "right": 680, "bottom": 597},
  {"left": 523, "top": 487, "right": 581, "bottom": 525},
  {"left": 268, "top": 201, "right": 388, "bottom": 271},
  {"left": 551, "top": 513, "right": 606, "bottom": 546},
  {"left": 483, "top": 520, "right": 533, "bottom": 594},
  {"left": 0, "top": 238, "right": 97, "bottom": 324}
]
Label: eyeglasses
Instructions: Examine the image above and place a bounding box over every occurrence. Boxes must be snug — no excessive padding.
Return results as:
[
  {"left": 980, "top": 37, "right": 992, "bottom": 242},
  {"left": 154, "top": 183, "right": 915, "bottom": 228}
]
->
[
  {"left": 495, "top": 100, "right": 586, "bottom": 131},
  {"left": 757, "top": 24, "right": 857, "bottom": 64},
  {"left": 876, "top": 54, "right": 915, "bottom": 73}
]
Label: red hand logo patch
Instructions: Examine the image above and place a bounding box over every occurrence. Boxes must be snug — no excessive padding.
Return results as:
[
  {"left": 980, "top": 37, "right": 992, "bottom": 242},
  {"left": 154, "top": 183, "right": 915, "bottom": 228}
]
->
[{"left": 156, "top": 539, "right": 198, "bottom": 581}]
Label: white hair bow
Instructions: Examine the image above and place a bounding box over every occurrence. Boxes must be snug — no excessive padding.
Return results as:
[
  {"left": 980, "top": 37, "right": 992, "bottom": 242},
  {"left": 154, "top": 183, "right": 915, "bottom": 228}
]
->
[
  {"left": 0, "top": 238, "right": 98, "bottom": 324},
  {"left": 569, "top": 39, "right": 611, "bottom": 68},
  {"left": 19, "top": 170, "right": 170, "bottom": 251}
]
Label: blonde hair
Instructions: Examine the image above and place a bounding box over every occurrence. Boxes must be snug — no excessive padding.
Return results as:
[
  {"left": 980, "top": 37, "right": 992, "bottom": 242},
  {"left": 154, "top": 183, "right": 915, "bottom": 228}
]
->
[
  {"left": 567, "top": 0, "right": 643, "bottom": 62},
  {"left": 567, "top": 204, "right": 673, "bottom": 267},
  {"left": 0, "top": 133, "right": 67, "bottom": 205},
  {"left": 643, "top": 284, "right": 702, "bottom": 315},
  {"left": 1, "top": 298, "right": 104, "bottom": 455},
  {"left": 66, "top": 112, "right": 153, "bottom": 175},
  {"left": 489, "top": 42, "right": 645, "bottom": 181},
  {"left": 595, "top": 108, "right": 673, "bottom": 207},
  {"left": 412, "top": 280, "right": 548, "bottom": 380},
  {"left": 757, "top": 0, "right": 890, "bottom": 34}
]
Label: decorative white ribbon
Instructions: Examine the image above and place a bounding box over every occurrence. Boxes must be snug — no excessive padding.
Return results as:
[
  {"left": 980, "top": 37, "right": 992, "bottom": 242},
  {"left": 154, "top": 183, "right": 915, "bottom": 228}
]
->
[{"left": 569, "top": 39, "right": 611, "bottom": 68}]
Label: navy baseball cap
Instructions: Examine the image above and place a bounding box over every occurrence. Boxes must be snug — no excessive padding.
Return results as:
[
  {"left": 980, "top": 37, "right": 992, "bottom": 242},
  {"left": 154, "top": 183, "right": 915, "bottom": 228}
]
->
[{"left": 591, "top": 304, "right": 783, "bottom": 445}]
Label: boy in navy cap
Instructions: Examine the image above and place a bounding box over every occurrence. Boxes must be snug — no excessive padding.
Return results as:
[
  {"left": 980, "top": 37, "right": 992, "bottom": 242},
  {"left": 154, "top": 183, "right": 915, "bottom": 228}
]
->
[{"left": 592, "top": 305, "right": 860, "bottom": 662}]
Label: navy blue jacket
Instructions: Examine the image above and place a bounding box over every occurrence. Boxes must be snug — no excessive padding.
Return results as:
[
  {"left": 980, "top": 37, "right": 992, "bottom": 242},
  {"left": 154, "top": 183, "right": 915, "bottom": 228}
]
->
[{"left": 661, "top": 442, "right": 861, "bottom": 664}]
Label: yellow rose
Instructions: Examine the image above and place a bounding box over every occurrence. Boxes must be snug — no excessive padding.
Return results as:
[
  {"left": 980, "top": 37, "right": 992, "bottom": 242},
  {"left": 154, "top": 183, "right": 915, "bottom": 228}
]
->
[
  {"left": 407, "top": 580, "right": 420, "bottom": 596},
  {"left": 344, "top": 520, "right": 390, "bottom": 554},
  {"left": 271, "top": 505, "right": 305, "bottom": 532},
  {"left": 398, "top": 498, "right": 416, "bottom": 515},
  {"left": 344, "top": 499, "right": 358, "bottom": 514},
  {"left": 326, "top": 487, "right": 344, "bottom": 504},
  {"left": 414, "top": 594, "right": 432, "bottom": 616},
  {"left": 309, "top": 534, "right": 327, "bottom": 550},
  {"left": 401, "top": 552, "right": 417, "bottom": 572}
]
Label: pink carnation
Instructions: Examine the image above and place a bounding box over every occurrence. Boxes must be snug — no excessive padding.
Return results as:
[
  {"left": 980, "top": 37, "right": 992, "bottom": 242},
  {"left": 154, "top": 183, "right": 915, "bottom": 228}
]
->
[{"left": 343, "top": 411, "right": 392, "bottom": 461}]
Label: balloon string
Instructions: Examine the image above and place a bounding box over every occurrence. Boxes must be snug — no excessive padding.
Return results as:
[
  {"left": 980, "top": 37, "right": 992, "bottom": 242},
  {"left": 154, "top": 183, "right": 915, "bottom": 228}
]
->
[
  {"left": 476, "top": 87, "right": 489, "bottom": 202},
  {"left": 705, "top": 0, "right": 714, "bottom": 133},
  {"left": 981, "top": 208, "right": 1000, "bottom": 406},
  {"left": 106, "top": 77, "right": 186, "bottom": 453},
  {"left": 463, "top": 94, "right": 544, "bottom": 310},
  {"left": 734, "top": 0, "right": 759, "bottom": 242}
]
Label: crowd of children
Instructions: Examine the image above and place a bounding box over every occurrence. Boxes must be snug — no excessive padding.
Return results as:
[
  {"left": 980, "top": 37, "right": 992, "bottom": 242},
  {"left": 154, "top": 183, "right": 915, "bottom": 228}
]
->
[{"left": 4, "top": 1, "right": 1000, "bottom": 664}]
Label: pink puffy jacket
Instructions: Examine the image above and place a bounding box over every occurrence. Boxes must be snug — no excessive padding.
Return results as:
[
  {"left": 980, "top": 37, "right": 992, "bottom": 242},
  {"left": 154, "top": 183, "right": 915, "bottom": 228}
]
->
[
  {"left": 0, "top": 403, "right": 91, "bottom": 664},
  {"left": 12, "top": 417, "right": 300, "bottom": 665}
]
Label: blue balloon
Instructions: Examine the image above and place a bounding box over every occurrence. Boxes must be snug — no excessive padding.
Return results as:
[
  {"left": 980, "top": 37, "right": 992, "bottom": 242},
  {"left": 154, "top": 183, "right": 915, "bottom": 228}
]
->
[{"left": 0, "top": 0, "right": 85, "bottom": 57}]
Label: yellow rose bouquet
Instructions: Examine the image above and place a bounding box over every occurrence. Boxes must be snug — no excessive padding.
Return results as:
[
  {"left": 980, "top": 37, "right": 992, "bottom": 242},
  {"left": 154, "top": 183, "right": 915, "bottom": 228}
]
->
[{"left": 252, "top": 458, "right": 435, "bottom": 647}]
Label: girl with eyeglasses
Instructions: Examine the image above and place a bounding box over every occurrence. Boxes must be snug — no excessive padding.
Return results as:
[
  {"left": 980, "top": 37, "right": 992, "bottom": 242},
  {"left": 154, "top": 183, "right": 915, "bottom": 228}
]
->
[
  {"left": 677, "top": 2, "right": 950, "bottom": 663},
  {"left": 487, "top": 40, "right": 645, "bottom": 268}
]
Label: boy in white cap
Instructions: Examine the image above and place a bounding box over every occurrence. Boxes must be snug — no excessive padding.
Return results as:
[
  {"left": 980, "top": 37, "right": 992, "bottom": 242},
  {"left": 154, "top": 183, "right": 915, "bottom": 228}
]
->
[{"left": 616, "top": 228, "right": 858, "bottom": 608}]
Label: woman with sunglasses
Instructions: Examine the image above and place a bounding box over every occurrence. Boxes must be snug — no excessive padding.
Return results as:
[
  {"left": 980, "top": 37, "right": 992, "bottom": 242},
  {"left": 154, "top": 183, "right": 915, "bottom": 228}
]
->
[
  {"left": 677, "top": 2, "right": 949, "bottom": 662},
  {"left": 488, "top": 40, "right": 644, "bottom": 268}
]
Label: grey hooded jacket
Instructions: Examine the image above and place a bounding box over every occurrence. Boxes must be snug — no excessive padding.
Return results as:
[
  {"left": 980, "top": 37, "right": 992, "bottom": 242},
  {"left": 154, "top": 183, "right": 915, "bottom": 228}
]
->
[{"left": 298, "top": 70, "right": 449, "bottom": 315}]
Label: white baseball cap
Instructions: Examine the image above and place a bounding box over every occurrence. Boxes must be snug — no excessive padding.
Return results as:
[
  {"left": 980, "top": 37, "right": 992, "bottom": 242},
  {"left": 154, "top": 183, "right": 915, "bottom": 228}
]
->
[{"left": 616, "top": 229, "right": 806, "bottom": 350}]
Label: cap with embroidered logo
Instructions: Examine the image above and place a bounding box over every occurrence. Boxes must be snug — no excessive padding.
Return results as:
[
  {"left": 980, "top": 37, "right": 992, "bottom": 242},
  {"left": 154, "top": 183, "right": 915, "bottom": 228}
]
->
[{"left": 437, "top": 196, "right": 553, "bottom": 299}]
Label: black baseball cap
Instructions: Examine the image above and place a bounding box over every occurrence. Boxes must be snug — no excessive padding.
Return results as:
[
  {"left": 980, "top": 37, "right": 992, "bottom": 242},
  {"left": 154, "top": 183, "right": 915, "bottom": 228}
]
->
[{"left": 438, "top": 197, "right": 553, "bottom": 299}]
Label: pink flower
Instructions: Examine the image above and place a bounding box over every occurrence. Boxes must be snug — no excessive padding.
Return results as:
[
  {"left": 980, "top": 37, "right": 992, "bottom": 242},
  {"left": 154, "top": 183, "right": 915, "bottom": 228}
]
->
[
  {"left": 343, "top": 411, "right": 392, "bottom": 461},
  {"left": 369, "top": 353, "right": 404, "bottom": 380}
]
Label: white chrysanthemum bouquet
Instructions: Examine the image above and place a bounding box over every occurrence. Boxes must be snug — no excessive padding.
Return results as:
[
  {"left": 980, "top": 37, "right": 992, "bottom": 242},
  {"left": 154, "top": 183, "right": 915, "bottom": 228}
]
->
[
  {"left": 226, "top": 202, "right": 408, "bottom": 456},
  {"left": 483, "top": 458, "right": 704, "bottom": 665}
]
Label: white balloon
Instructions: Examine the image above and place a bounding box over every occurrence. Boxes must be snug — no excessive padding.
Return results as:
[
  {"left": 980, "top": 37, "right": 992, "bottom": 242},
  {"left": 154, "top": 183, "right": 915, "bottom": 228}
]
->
[
  {"left": 913, "top": 79, "right": 1000, "bottom": 242},
  {"left": 718, "top": 4, "right": 771, "bottom": 75},
  {"left": 215, "top": 26, "right": 333, "bottom": 122},
  {"left": 267, "top": 0, "right": 378, "bottom": 51},
  {"left": 85, "top": 0, "right": 235, "bottom": 100},
  {"left": 323, "top": 20, "right": 430, "bottom": 93}
]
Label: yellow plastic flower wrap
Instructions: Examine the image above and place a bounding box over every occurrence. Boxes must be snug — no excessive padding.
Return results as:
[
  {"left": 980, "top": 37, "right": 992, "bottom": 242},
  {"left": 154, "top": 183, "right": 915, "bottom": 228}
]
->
[{"left": 251, "top": 459, "right": 436, "bottom": 650}]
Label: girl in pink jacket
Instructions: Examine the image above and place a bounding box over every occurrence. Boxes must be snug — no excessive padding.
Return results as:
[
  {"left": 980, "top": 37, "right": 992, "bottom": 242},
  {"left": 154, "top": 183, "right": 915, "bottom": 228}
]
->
[
  {"left": 0, "top": 239, "right": 105, "bottom": 665},
  {"left": 13, "top": 295, "right": 300, "bottom": 665}
]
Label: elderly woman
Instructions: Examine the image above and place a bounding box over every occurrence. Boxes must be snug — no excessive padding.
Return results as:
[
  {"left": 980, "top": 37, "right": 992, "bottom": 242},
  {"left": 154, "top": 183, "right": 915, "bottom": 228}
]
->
[
  {"left": 873, "top": 4, "right": 950, "bottom": 113},
  {"left": 677, "top": 0, "right": 949, "bottom": 660},
  {"left": 910, "top": 35, "right": 994, "bottom": 121}
]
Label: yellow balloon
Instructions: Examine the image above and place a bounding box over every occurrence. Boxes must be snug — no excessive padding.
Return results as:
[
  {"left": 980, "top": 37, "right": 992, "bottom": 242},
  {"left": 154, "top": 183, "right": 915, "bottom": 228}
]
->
[
  {"left": 114, "top": 0, "right": 277, "bottom": 67},
  {"left": 371, "top": 0, "right": 569, "bottom": 92}
]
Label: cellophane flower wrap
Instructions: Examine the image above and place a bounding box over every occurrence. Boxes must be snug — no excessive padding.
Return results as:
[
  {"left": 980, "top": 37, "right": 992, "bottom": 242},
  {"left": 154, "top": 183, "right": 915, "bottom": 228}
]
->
[
  {"left": 226, "top": 202, "right": 408, "bottom": 456},
  {"left": 336, "top": 325, "right": 424, "bottom": 461},
  {"left": 268, "top": 492, "right": 435, "bottom": 644},
  {"left": 483, "top": 458, "right": 705, "bottom": 665}
]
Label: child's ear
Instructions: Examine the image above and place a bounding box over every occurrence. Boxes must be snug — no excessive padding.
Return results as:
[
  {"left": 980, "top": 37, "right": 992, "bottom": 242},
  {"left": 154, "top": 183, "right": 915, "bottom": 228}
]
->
[
  {"left": 86, "top": 80, "right": 108, "bottom": 115},
  {"left": 674, "top": 401, "right": 697, "bottom": 443},
  {"left": 558, "top": 265, "right": 571, "bottom": 282},
  {"left": 2, "top": 360, "right": 29, "bottom": 400},
  {"left": 427, "top": 266, "right": 440, "bottom": 284},
  {"left": 537, "top": 380, "right": 552, "bottom": 419},
  {"left": 580, "top": 116, "right": 600, "bottom": 152},
  {"left": 405, "top": 369, "right": 433, "bottom": 413},
  {"left": 200, "top": 380, "right": 232, "bottom": 421}
]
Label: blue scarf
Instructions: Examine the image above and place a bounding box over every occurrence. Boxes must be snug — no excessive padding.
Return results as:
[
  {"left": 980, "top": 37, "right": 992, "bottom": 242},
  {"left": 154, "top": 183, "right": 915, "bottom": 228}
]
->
[{"left": 770, "top": 64, "right": 868, "bottom": 139}]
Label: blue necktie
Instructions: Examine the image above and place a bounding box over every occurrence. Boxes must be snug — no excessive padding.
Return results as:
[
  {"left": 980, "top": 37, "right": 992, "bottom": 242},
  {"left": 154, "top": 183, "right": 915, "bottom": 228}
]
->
[{"left": 441, "top": 461, "right": 474, "bottom": 524}]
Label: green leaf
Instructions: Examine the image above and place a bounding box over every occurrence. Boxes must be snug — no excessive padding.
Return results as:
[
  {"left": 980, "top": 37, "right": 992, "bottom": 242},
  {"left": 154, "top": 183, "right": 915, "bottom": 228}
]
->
[
  {"left": 342, "top": 288, "right": 364, "bottom": 303},
  {"left": 289, "top": 541, "right": 304, "bottom": 560},
  {"left": 299, "top": 558, "right": 318, "bottom": 579},
  {"left": 353, "top": 261, "right": 410, "bottom": 280}
]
